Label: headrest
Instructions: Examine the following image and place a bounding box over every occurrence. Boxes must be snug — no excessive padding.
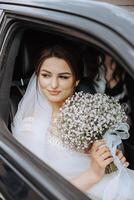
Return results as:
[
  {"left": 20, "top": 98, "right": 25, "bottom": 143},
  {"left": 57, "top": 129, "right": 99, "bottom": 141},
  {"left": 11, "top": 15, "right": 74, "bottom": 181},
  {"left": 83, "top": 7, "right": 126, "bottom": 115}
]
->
[{"left": 13, "top": 41, "right": 35, "bottom": 82}]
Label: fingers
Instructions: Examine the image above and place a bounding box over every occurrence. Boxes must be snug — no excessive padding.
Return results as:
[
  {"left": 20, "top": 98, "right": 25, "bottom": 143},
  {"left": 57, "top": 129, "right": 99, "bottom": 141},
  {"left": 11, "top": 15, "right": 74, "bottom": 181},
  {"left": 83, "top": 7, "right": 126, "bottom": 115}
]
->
[
  {"left": 96, "top": 152, "right": 113, "bottom": 168},
  {"left": 124, "top": 162, "right": 129, "bottom": 168},
  {"left": 89, "top": 140, "right": 129, "bottom": 170},
  {"left": 93, "top": 153, "right": 113, "bottom": 169},
  {"left": 100, "top": 151, "right": 111, "bottom": 160},
  {"left": 116, "top": 149, "right": 124, "bottom": 159},
  {"left": 89, "top": 140, "right": 129, "bottom": 172},
  {"left": 95, "top": 149, "right": 113, "bottom": 168},
  {"left": 91, "top": 140, "right": 106, "bottom": 152},
  {"left": 90, "top": 140, "right": 113, "bottom": 168},
  {"left": 102, "top": 157, "right": 114, "bottom": 168},
  {"left": 97, "top": 146, "right": 110, "bottom": 155},
  {"left": 85, "top": 140, "right": 105, "bottom": 154},
  {"left": 116, "top": 149, "right": 129, "bottom": 168}
]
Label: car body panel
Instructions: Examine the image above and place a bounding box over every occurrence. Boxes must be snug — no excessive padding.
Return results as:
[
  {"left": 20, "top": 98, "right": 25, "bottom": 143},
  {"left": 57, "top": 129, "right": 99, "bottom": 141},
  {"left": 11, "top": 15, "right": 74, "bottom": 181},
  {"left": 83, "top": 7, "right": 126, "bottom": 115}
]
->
[
  {"left": 0, "top": 0, "right": 134, "bottom": 45},
  {"left": 0, "top": 0, "right": 133, "bottom": 77}
]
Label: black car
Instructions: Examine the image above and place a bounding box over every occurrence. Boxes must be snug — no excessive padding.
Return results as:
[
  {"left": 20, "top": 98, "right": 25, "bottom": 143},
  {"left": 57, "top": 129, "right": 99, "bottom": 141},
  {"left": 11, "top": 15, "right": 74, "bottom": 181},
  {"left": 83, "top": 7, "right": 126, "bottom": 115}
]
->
[{"left": 0, "top": 0, "right": 134, "bottom": 199}]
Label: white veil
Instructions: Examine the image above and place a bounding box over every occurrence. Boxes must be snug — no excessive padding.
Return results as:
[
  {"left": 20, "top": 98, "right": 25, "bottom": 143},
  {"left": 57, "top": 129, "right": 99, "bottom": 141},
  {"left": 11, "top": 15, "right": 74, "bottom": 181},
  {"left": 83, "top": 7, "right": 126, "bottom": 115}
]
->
[
  {"left": 12, "top": 73, "right": 51, "bottom": 128},
  {"left": 11, "top": 73, "right": 52, "bottom": 152}
]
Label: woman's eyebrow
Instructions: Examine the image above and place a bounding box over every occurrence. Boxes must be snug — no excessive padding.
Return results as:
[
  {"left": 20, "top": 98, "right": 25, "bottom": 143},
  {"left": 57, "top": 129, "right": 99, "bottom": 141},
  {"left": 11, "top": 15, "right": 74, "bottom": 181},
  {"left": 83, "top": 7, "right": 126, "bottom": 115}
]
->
[
  {"left": 41, "top": 69, "right": 51, "bottom": 73},
  {"left": 41, "top": 69, "right": 72, "bottom": 75},
  {"left": 58, "top": 72, "right": 72, "bottom": 75}
]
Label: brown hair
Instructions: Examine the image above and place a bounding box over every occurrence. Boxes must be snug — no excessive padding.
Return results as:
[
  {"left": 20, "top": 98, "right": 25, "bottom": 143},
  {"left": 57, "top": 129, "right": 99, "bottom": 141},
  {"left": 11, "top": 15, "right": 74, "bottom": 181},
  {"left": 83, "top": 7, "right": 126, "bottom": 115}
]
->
[{"left": 35, "top": 45, "right": 83, "bottom": 80}]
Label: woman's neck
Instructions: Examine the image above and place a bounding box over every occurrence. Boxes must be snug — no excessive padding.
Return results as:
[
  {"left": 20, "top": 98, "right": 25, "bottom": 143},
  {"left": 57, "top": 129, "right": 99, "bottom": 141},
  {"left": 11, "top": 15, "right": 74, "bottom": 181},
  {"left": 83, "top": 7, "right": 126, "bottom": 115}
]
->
[{"left": 50, "top": 102, "right": 63, "bottom": 116}]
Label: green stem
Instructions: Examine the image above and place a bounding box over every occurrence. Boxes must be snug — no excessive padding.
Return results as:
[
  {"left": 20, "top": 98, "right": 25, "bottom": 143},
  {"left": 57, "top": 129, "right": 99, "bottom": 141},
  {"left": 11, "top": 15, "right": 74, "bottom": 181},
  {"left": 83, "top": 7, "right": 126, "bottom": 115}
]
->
[{"left": 105, "top": 162, "right": 118, "bottom": 174}]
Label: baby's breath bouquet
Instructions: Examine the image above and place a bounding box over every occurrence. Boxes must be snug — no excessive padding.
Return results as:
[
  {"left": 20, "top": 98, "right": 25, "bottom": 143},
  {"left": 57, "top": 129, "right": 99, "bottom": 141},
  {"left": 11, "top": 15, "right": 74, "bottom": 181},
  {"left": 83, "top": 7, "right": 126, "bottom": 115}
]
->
[{"left": 53, "top": 92, "right": 127, "bottom": 173}]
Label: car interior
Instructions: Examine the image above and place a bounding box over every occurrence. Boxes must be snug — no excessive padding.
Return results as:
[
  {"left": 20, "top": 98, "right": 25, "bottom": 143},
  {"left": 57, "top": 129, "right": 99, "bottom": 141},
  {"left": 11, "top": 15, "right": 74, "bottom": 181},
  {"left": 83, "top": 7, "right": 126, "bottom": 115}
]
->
[{"left": 8, "top": 27, "right": 134, "bottom": 170}]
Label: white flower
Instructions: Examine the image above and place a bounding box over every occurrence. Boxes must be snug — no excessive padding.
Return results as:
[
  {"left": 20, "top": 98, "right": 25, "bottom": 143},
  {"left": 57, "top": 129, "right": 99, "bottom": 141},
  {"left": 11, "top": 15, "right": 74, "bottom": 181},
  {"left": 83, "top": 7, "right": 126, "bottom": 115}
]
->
[{"left": 53, "top": 92, "right": 127, "bottom": 152}]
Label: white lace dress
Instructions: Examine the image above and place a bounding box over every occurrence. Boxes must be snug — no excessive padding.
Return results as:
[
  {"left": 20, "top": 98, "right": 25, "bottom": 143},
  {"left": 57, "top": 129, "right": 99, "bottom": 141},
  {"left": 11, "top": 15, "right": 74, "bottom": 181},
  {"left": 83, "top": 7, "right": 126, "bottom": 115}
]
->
[{"left": 13, "top": 116, "right": 134, "bottom": 200}]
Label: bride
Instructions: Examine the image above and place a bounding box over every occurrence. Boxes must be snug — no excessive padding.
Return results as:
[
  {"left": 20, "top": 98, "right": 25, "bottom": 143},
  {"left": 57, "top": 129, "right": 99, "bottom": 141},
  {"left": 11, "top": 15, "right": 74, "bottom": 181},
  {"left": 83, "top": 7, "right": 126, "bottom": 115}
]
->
[{"left": 12, "top": 45, "right": 134, "bottom": 200}]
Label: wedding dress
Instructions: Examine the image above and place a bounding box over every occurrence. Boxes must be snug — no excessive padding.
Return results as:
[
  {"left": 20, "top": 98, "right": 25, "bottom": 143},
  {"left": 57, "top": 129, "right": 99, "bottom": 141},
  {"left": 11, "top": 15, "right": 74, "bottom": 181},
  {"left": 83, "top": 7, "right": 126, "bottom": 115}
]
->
[{"left": 12, "top": 73, "right": 134, "bottom": 200}]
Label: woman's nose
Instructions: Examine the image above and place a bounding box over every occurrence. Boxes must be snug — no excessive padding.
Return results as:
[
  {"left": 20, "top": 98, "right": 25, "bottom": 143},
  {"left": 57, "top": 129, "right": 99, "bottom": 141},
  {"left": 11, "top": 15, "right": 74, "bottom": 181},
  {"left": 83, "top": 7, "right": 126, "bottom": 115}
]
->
[{"left": 51, "top": 77, "right": 58, "bottom": 89}]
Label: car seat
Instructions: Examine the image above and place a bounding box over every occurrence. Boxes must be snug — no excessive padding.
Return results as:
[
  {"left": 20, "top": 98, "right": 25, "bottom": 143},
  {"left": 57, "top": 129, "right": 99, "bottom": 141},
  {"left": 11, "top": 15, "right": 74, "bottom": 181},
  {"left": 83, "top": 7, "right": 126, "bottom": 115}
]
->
[{"left": 9, "top": 40, "right": 35, "bottom": 126}]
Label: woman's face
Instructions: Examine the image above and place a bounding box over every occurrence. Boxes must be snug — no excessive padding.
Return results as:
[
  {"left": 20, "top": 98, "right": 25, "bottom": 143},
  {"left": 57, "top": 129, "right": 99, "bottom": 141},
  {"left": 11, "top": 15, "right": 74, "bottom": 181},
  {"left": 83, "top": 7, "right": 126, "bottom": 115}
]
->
[{"left": 38, "top": 57, "right": 79, "bottom": 105}]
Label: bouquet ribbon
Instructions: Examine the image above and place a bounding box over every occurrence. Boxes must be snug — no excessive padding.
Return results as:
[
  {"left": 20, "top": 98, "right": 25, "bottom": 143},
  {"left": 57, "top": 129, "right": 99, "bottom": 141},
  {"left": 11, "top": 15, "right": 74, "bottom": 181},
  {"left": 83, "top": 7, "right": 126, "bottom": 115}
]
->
[
  {"left": 104, "top": 122, "right": 129, "bottom": 170},
  {"left": 103, "top": 123, "right": 132, "bottom": 200}
]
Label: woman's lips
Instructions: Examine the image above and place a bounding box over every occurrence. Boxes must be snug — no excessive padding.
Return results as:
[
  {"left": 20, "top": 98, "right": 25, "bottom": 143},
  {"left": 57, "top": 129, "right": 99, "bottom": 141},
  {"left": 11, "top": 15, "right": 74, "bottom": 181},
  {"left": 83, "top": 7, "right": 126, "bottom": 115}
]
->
[{"left": 47, "top": 90, "right": 61, "bottom": 95}]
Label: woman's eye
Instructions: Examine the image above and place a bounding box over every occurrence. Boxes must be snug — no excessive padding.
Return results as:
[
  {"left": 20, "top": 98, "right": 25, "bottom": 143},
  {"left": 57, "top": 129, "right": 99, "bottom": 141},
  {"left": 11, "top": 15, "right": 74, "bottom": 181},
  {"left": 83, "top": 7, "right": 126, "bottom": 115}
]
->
[
  {"left": 42, "top": 74, "right": 50, "bottom": 78},
  {"left": 59, "top": 76, "right": 70, "bottom": 79}
]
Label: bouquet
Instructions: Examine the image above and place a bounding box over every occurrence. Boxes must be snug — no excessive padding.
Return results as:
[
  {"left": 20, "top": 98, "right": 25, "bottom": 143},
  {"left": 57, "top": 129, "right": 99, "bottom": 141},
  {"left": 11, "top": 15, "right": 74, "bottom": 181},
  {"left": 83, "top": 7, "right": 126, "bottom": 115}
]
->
[{"left": 52, "top": 92, "right": 127, "bottom": 173}]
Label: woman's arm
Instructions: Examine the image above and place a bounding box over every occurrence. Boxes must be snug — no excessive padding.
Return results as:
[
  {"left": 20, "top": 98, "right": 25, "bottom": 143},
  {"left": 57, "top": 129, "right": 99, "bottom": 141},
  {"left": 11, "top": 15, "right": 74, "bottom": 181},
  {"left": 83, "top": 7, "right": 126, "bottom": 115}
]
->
[
  {"left": 71, "top": 166, "right": 102, "bottom": 192},
  {"left": 71, "top": 140, "right": 129, "bottom": 192}
]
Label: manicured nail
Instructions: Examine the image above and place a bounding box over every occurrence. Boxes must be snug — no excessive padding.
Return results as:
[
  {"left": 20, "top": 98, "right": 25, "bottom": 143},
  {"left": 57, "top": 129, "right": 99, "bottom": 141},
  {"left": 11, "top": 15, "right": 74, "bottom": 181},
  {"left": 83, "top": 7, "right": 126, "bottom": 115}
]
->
[{"left": 125, "top": 162, "right": 129, "bottom": 167}]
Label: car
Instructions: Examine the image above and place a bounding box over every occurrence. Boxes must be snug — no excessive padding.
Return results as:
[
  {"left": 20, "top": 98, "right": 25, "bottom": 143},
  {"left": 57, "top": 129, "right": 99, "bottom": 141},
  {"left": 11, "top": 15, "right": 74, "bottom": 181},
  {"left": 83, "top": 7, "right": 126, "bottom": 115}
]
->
[{"left": 0, "top": 0, "right": 134, "bottom": 199}]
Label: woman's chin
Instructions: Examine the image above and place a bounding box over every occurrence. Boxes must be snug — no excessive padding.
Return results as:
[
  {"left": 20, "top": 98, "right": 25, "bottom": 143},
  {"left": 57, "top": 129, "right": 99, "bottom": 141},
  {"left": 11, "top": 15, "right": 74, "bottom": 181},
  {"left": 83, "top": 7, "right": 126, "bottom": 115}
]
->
[{"left": 47, "top": 95, "right": 64, "bottom": 105}]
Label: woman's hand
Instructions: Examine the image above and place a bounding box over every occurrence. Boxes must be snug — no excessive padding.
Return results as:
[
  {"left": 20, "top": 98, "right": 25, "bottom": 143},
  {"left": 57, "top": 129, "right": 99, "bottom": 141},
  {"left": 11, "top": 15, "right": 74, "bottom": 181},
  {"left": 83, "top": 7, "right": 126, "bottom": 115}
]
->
[
  {"left": 71, "top": 140, "right": 129, "bottom": 192},
  {"left": 88, "top": 140, "right": 113, "bottom": 181},
  {"left": 86, "top": 140, "right": 129, "bottom": 182}
]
